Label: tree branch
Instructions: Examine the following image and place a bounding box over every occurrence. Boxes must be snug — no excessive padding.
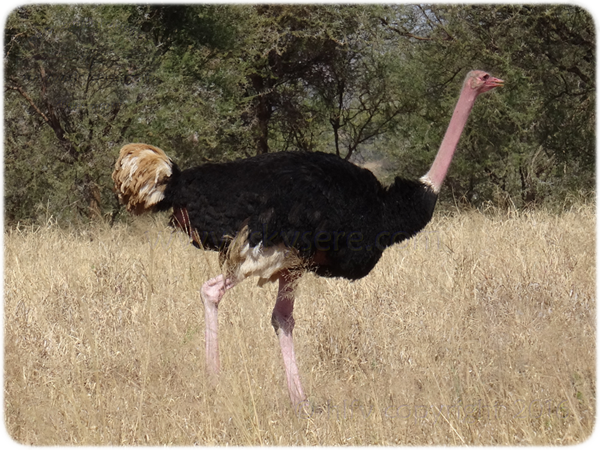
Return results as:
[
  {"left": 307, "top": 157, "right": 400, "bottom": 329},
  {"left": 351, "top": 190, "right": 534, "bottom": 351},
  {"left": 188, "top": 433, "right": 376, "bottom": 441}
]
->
[
  {"left": 378, "top": 17, "right": 434, "bottom": 41},
  {"left": 6, "top": 83, "right": 51, "bottom": 124}
]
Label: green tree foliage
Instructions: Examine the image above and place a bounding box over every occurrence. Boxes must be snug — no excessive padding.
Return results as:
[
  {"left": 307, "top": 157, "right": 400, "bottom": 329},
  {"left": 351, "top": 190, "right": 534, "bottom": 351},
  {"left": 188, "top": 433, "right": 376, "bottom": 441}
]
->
[
  {"left": 381, "top": 4, "right": 595, "bottom": 206},
  {"left": 4, "top": 4, "right": 248, "bottom": 222},
  {"left": 4, "top": 4, "right": 594, "bottom": 224},
  {"left": 129, "top": 4, "right": 241, "bottom": 51},
  {"left": 134, "top": 4, "right": 408, "bottom": 160},
  {"left": 243, "top": 5, "right": 411, "bottom": 160},
  {"left": 5, "top": 5, "right": 160, "bottom": 221}
]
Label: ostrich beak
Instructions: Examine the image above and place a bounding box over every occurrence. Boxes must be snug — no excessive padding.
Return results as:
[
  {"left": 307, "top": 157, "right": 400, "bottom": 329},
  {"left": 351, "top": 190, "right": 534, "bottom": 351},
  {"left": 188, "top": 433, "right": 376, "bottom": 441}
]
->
[{"left": 488, "top": 77, "right": 504, "bottom": 88}]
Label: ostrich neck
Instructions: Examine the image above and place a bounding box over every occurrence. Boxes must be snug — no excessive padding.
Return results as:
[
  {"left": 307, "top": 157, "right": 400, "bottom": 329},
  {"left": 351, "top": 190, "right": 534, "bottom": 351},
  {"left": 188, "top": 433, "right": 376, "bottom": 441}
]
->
[{"left": 421, "top": 87, "right": 479, "bottom": 193}]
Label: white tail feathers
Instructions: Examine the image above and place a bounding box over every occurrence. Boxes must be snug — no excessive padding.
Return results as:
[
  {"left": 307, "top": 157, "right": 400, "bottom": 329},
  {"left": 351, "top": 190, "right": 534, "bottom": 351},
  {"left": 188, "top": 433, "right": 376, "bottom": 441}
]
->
[{"left": 112, "top": 143, "right": 173, "bottom": 215}]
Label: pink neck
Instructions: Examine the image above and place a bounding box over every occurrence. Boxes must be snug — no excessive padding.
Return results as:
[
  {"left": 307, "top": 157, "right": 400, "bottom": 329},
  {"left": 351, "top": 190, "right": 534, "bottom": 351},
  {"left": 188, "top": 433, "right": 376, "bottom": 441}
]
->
[{"left": 421, "top": 87, "right": 479, "bottom": 193}]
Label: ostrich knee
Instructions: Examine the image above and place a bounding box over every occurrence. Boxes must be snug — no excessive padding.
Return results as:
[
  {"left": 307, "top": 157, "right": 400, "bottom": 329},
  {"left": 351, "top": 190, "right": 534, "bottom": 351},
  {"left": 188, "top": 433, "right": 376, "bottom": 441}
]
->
[{"left": 271, "top": 304, "right": 295, "bottom": 336}]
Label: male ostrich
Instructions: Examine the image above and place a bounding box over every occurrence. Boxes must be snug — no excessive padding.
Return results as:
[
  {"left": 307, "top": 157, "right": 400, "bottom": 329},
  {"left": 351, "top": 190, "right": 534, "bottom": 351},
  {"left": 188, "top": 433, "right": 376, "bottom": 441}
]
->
[{"left": 113, "top": 70, "right": 503, "bottom": 405}]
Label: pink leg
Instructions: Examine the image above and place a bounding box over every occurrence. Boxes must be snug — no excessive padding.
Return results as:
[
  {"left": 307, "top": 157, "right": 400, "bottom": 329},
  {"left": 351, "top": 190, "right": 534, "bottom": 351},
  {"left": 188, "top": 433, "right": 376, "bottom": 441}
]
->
[
  {"left": 272, "top": 272, "right": 306, "bottom": 405},
  {"left": 201, "top": 274, "right": 235, "bottom": 377}
]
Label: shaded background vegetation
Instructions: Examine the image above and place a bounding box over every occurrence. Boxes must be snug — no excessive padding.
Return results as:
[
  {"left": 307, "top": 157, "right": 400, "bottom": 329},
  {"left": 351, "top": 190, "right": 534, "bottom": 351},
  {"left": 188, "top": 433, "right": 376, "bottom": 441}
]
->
[{"left": 4, "top": 4, "right": 595, "bottom": 224}]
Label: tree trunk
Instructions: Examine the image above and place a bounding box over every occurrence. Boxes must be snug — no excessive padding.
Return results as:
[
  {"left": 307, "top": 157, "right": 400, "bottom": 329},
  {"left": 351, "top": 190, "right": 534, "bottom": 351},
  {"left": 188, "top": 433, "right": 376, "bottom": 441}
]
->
[{"left": 249, "top": 74, "right": 272, "bottom": 155}]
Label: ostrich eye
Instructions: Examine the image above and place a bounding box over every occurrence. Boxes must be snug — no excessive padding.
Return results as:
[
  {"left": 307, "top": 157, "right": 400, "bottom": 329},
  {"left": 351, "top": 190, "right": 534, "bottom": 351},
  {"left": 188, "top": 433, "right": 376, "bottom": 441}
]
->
[{"left": 482, "top": 74, "right": 489, "bottom": 81}]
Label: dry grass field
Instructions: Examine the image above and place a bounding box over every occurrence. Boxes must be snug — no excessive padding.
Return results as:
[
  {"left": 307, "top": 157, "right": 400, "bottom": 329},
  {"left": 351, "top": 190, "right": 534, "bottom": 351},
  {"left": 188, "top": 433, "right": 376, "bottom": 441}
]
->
[{"left": 4, "top": 205, "right": 595, "bottom": 445}]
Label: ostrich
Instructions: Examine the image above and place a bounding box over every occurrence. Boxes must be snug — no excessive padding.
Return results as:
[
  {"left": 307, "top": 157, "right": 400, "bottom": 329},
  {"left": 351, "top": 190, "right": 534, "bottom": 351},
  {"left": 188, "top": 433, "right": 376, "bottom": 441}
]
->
[{"left": 112, "top": 70, "right": 503, "bottom": 405}]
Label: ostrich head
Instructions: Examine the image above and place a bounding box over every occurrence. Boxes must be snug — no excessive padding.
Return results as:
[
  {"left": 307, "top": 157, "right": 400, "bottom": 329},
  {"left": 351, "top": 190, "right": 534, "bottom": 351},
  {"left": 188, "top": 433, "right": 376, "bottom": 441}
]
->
[{"left": 465, "top": 70, "right": 504, "bottom": 94}]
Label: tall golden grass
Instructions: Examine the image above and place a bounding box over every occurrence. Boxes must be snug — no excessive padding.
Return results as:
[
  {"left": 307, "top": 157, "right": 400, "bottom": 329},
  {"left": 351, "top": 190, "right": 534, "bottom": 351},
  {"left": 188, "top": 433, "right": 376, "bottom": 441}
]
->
[{"left": 4, "top": 205, "right": 595, "bottom": 445}]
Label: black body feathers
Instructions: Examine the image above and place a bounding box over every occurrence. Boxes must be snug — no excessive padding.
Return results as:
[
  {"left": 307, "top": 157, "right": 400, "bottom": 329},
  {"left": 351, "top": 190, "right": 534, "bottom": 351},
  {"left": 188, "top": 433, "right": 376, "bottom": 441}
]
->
[{"left": 158, "top": 151, "right": 437, "bottom": 280}]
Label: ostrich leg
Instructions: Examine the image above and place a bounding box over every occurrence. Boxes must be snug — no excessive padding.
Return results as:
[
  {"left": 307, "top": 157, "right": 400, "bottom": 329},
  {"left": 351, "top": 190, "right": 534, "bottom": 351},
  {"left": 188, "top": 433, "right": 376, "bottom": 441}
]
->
[
  {"left": 201, "top": 274, "right": 236, "bottom": 377},
  {"left": 272, "top": 271, "right": 306, "bottom": 405}
]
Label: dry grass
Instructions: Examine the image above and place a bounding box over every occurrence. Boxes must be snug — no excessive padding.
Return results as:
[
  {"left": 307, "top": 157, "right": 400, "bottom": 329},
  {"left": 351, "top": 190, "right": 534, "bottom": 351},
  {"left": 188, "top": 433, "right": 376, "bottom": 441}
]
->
[{"left": 4, "top": 205, "right": 595, "bottom": 445}]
